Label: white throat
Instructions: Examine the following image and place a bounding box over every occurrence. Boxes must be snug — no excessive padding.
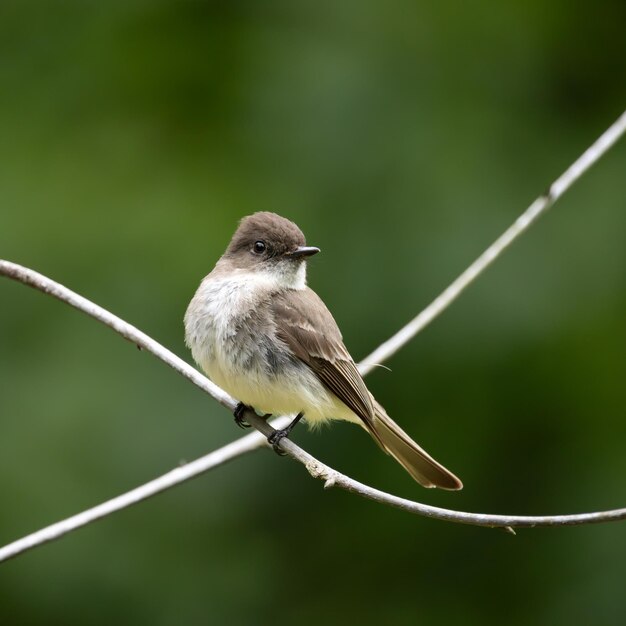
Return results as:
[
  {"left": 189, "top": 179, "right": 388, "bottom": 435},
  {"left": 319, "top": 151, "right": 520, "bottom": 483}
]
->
[
  {"left": 278, "top": 260, "right": 307, "bottom": 290},
  {"left": 252, "top": 260, "right": 307, "bottom": 291}
]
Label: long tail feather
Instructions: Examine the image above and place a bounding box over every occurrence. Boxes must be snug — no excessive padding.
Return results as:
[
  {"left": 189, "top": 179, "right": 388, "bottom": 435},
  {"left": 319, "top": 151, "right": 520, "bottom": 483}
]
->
[{"left": 369, "top": 400, "right": 463, "bottom": 490}]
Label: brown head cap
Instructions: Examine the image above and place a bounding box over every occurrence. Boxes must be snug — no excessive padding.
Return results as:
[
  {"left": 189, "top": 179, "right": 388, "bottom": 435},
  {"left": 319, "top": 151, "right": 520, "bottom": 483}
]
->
[{"left": 225, "top": 212, "right": 307, "bottom": 259}]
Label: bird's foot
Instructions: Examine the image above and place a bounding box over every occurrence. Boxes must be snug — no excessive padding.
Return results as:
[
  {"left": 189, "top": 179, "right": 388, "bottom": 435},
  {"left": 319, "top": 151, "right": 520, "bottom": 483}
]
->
[
  {"left": 267, "top": 412, "right": 304, "bottom": 455},
  {"left": 233, "top": 402, "right": 251, "bottom": 429},
  {"left": 267, "top": 428, "right": 291, "bottom": 455},
  {"left": 234, "top": 403, "right": 272, "bottom": 429}
]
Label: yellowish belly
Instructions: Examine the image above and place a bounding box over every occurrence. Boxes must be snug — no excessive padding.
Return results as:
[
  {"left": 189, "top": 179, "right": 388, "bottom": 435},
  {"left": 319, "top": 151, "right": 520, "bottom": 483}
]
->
[{"left": 206, "top": 359, "right": 361, "bottom": 427}]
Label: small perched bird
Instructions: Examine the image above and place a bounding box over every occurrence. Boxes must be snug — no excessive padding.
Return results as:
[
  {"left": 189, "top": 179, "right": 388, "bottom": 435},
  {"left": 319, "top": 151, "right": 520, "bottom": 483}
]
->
[{"left": 185, "top": 212, "right": 462, "bottom": 490}]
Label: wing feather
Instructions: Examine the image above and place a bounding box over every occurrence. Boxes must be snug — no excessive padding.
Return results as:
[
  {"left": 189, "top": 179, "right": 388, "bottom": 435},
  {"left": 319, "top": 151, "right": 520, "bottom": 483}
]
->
[
  {"left": 272, "top": 288, "right": 376, "bottom": 428},
  {"left": 271, "top": 288, "right": 462, "bottom": 490}
]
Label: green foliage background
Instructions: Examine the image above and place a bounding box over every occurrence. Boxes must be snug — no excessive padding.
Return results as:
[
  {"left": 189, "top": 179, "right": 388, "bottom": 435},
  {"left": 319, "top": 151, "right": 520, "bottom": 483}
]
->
[{"left": 1, "top": 2, "right": 625, "bottom": 624}]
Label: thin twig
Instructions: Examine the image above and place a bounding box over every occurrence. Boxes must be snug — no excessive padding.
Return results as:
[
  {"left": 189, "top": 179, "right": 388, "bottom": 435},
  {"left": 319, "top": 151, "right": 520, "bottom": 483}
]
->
[
  {"left": 0, "top": 417, "right": 292, "bottom": 563},
  {"left": 0, "top": 110, "right": 625, "bottom": 562},
  {"left": 245, "top": 413, "right": 626, "bottom": 528},
  {"left": 359, "top": 110, "right": 626, "bottom": 374}
]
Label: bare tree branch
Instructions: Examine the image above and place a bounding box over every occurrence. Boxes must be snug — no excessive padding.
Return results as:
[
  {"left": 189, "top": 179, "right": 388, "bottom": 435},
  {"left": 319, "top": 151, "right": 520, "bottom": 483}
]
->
[
  {"left": 360, "top": 110, "right": 626, "bottom": 374},
  {"left": 0, "top": 418, "right": 291, "bottom": 563},
  {"left": 245, "top": 413, "right": 626, "bottom": 533},
  {"left": 0, "top": 110, "right": 625, "bottom": 563}
]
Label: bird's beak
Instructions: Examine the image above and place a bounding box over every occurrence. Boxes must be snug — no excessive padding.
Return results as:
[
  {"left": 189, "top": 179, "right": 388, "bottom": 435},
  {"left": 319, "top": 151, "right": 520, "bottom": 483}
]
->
[{"left": 289, "top": 246, "right": 320, "bottom": 259}]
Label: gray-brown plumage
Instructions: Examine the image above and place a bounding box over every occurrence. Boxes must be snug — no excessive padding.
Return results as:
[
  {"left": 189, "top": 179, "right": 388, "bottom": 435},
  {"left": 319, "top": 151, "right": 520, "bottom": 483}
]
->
[
  {"left": 185, "top": 211, "right": 462, "bottom": 490},
  {"left": 272, "top": 288, "right": 462, "bottom": 490}
]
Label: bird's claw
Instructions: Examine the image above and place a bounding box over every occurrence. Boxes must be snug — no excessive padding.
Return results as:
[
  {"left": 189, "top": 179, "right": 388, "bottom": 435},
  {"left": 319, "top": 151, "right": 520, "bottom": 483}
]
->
[
  {"left": 233, "top": 402, "right": 251, "bottom": 429},
  {"left": 267, "top": 429, "right": 290, "bottom": 456}
]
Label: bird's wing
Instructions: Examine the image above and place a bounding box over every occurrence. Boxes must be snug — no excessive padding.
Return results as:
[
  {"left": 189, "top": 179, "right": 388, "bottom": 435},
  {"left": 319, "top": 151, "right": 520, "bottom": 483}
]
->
[
  {"left": 271, "top": 288, "right": 377, "bottom": 431},
  {"left": 272, "top": 288, "right": 462, "bottom": 490}
]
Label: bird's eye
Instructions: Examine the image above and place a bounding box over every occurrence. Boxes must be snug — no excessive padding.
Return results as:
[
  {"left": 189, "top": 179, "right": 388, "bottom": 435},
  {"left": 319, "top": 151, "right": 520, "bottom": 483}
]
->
[{"left": 252, "top": 240, "right": 267, "bottom": 254}]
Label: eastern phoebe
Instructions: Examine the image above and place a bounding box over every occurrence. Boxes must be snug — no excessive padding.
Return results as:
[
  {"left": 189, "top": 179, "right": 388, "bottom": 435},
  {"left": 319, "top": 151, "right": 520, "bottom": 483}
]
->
[{"left": 185, "top": 212, "right": 462, "bottom": 490}]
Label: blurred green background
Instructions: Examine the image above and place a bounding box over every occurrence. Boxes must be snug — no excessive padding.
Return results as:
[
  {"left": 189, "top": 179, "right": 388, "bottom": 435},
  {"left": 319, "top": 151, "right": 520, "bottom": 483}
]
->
[{"left": 1, "top": 1, "right": 625, "bottom": 624}]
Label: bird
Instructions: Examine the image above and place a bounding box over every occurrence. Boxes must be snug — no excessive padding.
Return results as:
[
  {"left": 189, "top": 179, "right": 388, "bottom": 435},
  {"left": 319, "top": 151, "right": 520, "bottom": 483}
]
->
[{"left": 184, "top": 211, "right": 462, "bottom": 490}]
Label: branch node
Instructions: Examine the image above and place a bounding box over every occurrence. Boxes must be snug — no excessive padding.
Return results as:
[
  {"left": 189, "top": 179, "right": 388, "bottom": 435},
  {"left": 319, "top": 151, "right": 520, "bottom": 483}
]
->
[{"left": 305, "top": 459, "right": 330, "bottom": 481}]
